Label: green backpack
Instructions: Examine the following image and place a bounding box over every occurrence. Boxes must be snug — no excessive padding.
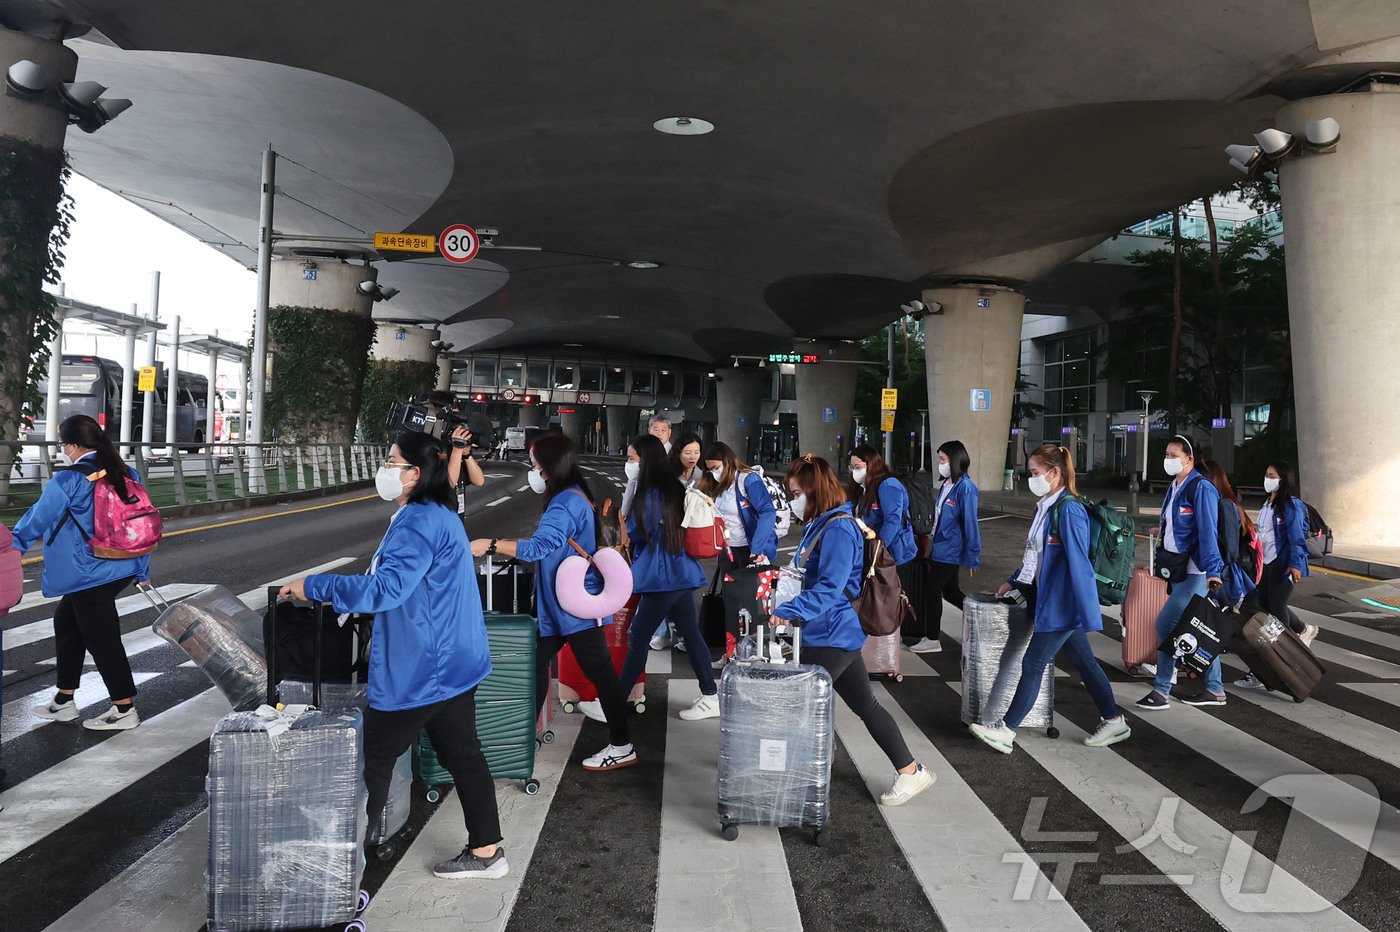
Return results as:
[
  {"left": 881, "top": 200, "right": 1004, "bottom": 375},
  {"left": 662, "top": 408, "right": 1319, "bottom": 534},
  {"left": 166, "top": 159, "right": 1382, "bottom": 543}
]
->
[{"left": 1050, "top": 495, "right": 1137, "bottom": 606}]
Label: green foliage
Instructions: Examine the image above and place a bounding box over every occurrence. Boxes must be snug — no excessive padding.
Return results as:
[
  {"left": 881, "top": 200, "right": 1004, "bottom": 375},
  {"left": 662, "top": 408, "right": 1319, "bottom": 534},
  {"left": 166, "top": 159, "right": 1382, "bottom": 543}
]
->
[
  {"left": 359, "top": 358, "right": 438, "bottom": 443},
  {"left": 0, "top": 141, "right": 71, "bottom": 442},
  {"left": 854, "top": 322, "right": 927, "bottom": 440},
  {"left": 264, "top": 305, "right": 375, "bottom": 442},
  {"left": 1012, "top": 369, "right": 1044, "bottom": 427}
]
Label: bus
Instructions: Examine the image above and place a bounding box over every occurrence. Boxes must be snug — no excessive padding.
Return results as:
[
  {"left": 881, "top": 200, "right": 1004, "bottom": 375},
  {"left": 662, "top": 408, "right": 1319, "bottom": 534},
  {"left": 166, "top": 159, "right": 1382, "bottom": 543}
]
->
[{"left": 28, "top": 355, "right": 215, "bottom": 449}]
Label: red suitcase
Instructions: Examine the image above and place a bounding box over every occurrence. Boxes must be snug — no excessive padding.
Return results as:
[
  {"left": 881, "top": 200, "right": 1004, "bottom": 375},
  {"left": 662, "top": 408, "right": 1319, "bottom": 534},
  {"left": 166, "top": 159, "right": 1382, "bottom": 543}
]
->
[
  {"left": 558, "top": 593, "right": 647, "bottom": 713},
  {"left": 1123, "top": 535, "right": 1169, "bottom": 675}
]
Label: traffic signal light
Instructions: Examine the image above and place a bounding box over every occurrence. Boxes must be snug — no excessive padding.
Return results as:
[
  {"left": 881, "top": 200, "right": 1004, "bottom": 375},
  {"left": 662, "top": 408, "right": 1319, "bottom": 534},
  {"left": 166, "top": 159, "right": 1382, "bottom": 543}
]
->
[
  {"left": 471, "top": 392, "right": 487, "bottom": 403},
  {"left": 522, "top": 394, "right": 537, "bottom": 404}
]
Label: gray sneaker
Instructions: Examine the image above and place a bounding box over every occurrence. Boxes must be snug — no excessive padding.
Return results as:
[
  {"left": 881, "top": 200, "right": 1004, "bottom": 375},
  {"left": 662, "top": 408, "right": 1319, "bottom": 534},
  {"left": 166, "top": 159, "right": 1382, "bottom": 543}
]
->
[
  {"left": 433, "top": 846, "right": 509, "bottom": 880},
  {"left": 1084, "top": 716, "right": 1131, "bottom": 748}
]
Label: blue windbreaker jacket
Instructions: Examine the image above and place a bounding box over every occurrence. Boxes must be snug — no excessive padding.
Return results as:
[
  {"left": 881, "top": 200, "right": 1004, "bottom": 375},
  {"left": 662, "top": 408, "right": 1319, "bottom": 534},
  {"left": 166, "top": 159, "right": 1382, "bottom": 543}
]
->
[
  {"left": 516, "top": 485, "right": 608, "bottom": 636},
  {"left": 860, "top": 476, "right": 917, "bottom": 565},
  {"left": 626, "top": 490, "right": 706, "bottom": 592},
  {"left": 929, "top": 476, "right": 981, "bottom": 568},
  {"left": 781, "top": 503, "right": 865, "bottom": 651}
]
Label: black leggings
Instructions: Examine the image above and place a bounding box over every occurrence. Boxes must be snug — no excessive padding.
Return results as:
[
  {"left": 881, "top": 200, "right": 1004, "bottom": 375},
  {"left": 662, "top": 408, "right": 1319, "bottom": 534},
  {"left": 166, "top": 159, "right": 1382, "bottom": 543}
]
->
[
  {"left": 364, "top": 688, "right": 501, "bottom": 849},
  {"left": 924, "top": 560, "right": 966, "bottom": 638},
  {"left": 803, "top": 646, "right": 914, "bottom": 771},
  {"left": 536, "top": 627, "right": 631, "bottom": 746},
  {"left": 55, "top": 576, "right": 136, "bottom": 701},
  {"left": 1256, "top": 557, "right": 1305, "bottom": 634}
]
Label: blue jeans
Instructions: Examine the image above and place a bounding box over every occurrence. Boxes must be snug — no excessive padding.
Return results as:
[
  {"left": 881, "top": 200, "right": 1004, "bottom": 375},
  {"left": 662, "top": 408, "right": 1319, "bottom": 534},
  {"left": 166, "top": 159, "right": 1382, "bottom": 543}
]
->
[
  {"left": 1152, "top": 574, "right": 1222, "bottom": 695},
  {"left": 1004, "top": 627, "right": 1120, "bottom": 729},
  {"left": 619, "top": 588, "right": 716, "bottom": 697}
]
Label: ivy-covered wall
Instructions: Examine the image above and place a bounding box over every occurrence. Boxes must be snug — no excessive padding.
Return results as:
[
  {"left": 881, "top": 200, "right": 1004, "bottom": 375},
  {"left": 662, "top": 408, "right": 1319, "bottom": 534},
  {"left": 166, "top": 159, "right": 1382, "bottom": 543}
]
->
[
  {"left": 359, "top": 358, "right": 439, "bottom": 443},
  {"left": 265, "top": 305, "right": 375, "bottom": 443}
]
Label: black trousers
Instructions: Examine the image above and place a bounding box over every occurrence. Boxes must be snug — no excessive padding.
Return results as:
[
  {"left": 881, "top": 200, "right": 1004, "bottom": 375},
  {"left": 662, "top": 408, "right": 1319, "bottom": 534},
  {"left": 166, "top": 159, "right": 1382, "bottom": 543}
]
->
[
  {"left": 1256, "top": 557, "right": 1305, "bottom": 633},
  {"left": 364, "top": 688, "right": 501, "bottom": 849},
  {"left": 536, "top": 627, "right": 631, "bottom": 746},
  {"left": 55, "top": 576, "right": 137, "bottom": 700},
  {"left": 924, "top": 560, "right": 966, "bottom": 638},
  {"left": 721, "top": 546, "right": 765, "bottom": 642},
  {"left": 803, "top": 646, "right": 914, "bottom": 771}
]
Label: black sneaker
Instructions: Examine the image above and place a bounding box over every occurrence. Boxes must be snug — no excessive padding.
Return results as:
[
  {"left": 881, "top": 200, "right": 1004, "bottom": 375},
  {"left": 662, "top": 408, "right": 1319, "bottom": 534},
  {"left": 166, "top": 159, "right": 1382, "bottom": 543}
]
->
[
  {"left": 1180, "top": 691, "right": 1227, "bottom": 707},
  {"left": 1134, "top": 691, "right": 1171, "bottom": 711},
  {"left": 433, "top": 846, "right": 509, "bottom": 880}
]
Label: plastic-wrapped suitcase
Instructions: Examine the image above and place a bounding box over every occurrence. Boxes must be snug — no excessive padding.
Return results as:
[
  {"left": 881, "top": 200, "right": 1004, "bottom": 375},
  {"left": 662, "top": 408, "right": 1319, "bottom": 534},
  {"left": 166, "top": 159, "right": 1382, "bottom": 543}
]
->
[
  {"left": 717, "top": 623, "right": 834, "bottom": 846},
  {"left": 558, "top": 593, "right": 646, "bottom": 713},
  {"left": 861, "top": 632, "right": 903, "bottom": 682},
  {"left": 149, "top": 583, "right": 267, "bottom": 711},
  {"left": 1238, "top": 611, "right": 1325, "bottom": 702},
  {"left": 960, "top": 594, "right": 1059, "bottom": 738},
  {"left": 1123, "top": 535, "right": 1169, "bottom": 675},
  {"left": 207, "top": 592, "right": 369, "bottom": 932}
]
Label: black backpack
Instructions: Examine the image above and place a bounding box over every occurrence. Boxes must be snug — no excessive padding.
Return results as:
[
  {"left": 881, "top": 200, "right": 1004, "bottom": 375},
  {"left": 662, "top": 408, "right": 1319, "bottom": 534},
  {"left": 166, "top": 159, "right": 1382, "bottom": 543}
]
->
[
  {"left": 904, "top": 473, "right": 936, "bottom": 536},
  {"left": 1302, "top": 500, "right": 1333, "bottom": 559}
]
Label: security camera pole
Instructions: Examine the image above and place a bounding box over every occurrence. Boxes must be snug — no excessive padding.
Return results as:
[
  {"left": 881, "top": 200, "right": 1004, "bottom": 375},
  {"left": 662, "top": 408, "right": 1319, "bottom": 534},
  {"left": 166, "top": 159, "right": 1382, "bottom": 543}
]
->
[{"left": 248, "top": 145, "right": 276, "bottom": 494}]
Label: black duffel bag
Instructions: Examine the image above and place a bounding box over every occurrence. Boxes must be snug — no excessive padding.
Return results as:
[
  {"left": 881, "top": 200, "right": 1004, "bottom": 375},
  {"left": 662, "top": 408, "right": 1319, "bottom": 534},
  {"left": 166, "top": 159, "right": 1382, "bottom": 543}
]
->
[{"left": 265, "top": 599, "right": 369, "bottom": 684}]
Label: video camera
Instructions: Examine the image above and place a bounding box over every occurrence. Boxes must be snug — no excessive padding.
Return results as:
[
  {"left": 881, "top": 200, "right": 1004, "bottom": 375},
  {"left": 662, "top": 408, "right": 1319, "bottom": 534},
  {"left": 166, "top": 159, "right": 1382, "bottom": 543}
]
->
[{"left": 385, "top": 392, "right": 495, "bottom": 451}]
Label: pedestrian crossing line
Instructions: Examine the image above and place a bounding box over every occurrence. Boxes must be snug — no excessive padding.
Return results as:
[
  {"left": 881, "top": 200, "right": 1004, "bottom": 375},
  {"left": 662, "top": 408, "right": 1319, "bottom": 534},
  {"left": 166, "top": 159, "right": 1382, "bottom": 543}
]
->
[
  {"left": 0, "top": 687, "right": 227, "bottom": 864},
  {"left": 486, "top": 496, "right": 511, "bottom": 507},
  {"left": 837, "top": 683, "right": 1091, "bottom": 929},
  {"left": 1104, "top": 681, "right": 1400, "bottom": 876},
  {"left": 1225, "top": 686, "right": 1400, "bottom": 773},
  {"left": 363, "top": 701, "right": 585, "bottom": 931},
  {"left": 3, "top": 584, "right": 208, "bottom": 650},
  {"left": 647, "top": 646, "right": 673, "bottom": 675},
  {"left": 654, "top": 680, "right": 803, "bottom": 932},
  {"left": 43, "top": 812, "right": 210, "bottom": 932},
  {"left": 948, "top": 681, "right": 1365, "bottom": 929},
  {"left": 1292, "top": 606, "right": 1400, "bottom": 655},
  {"left": 1, "top": 671, "right": 163, "bottom": 745},
  {"left": 1339, "top": 682, "right": 1400, "bottom": 708}
]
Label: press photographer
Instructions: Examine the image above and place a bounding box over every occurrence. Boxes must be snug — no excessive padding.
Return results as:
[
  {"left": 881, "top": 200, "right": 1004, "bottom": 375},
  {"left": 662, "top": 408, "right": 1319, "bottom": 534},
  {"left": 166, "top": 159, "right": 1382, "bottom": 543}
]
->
[{"left": 386, "top": 390, "right": 491, "bottom": 522}]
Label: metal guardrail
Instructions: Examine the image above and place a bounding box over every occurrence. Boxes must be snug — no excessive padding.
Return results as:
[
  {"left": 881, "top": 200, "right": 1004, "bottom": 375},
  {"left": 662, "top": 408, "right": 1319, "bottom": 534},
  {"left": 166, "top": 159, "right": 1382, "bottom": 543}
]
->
[{"left": 1, "top": 440, "right": 388, "bottom": 509}]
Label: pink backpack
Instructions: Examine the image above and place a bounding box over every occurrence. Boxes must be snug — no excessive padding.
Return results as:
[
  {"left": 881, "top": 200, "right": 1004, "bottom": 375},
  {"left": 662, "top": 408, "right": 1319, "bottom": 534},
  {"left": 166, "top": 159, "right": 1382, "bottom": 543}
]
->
[
  {"left": 0, "top": 523, "right": 22, "bottom": 611},
  {"left": 49, "top": 464, "right": 163, "bottom": 559}
]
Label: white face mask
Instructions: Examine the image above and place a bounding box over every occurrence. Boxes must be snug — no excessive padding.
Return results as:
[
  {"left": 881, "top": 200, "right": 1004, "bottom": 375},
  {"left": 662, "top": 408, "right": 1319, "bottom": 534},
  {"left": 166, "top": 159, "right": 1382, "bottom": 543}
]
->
[
  {"left": 1028, "top": 473, "right": 1052, "bottom": 498},
  {"left": 528, "top": 468, "right": 548, "bottom": 494},
  {"left": 709, "top": 467, "right": 724, "bottom": 483},
  {"left": 789, "top": 493, "right": 807, "bottom": 521},
  {"left": 57, "top": 446, "right": 73, "bottom": 467},
  {"left": 1163, "top": 457, "right": 1185, "bottom": 477},
  {"left": 850, "top": 467, "right": 867, "bottom": 485},
  {"left": 938, "top": 462, "right": 951, "bottom": 479},
  {"left": 1263, "top": 476, "right": 1280, "bottom": 494},
  {"left": 375, "top": 466, "right": 408, "bottom": 502},
  {"left": 624, "top": 460, "right": 640, "bottom": 481}
]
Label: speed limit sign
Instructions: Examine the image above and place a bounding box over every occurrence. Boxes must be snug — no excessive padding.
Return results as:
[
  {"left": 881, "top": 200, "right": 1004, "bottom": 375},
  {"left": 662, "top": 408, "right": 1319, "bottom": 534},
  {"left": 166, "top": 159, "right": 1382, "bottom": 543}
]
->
[{"left": 439, "top": 224, "right": 480, "bottom": 264}]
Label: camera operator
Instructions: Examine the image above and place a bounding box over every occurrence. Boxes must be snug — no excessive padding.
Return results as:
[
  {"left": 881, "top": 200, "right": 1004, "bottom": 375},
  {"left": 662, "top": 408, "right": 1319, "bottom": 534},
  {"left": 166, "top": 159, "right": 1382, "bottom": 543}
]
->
[{"left": 426, "top": 391, "right": 485, "bottom": 520}]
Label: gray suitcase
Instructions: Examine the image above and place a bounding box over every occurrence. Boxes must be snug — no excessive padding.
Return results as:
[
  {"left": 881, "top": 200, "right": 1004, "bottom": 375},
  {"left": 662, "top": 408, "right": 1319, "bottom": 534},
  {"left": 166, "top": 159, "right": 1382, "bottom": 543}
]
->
[
  {"left": 960, "top": 593, "right": 1059, "bottom": 738},
  {"left": 717, "top": 623, "right": 834, "bottom": 846},
  {"left": 149, "top": 584, "right": 267, "bottom": 711}
]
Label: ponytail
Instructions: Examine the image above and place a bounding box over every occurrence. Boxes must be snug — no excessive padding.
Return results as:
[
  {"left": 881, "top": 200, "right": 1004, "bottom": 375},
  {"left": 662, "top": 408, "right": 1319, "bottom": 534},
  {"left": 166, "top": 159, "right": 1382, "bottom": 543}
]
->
[
  {"left": 1028, "top": 443, "right": 1079, "bottom": 497},
  {"left": 58, "top": 414, "right": 132, "bottom": 501}
]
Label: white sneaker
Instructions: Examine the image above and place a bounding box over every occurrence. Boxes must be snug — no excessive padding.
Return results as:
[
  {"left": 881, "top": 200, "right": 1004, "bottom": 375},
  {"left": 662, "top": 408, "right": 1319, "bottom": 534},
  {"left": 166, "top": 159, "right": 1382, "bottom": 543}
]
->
[
  {"left": 576, "top": 699, "right": 607, "bottom": 723},
  {"left": 969, "top": 721, "right": 1015, "bottom": 754},
  {"left": 83, "top": 705, "right": 140, "bottom": 731},
  {"left": 1234, "top": 674, "right": 1265, "bottom": 690},
  {"left": 909, "top": 638, "right": 942, "bottom": 654},
  {"left": 649, "top": 635, "right": 673, "bottom": 651},
  {"left": 34, "top": 698, "right": 79, "bottom": 723},
  {"left": 880, "top": 764, "right": 935, "bottom": 806},
  {"left": 679, "top": 694, "right": 720, "bottom": 721},
  {"left": 676, "top": 639, "right": 689, "bottom": 653},
  {"left": 712, "top": 655, "right": 730, "bottom": 672},
  {"left": 1139, "top": 663, "right": 1158, "bottom": 677},
  {"left": 1300, "top": 624, "right": 1319, "bottom": 646},
  {"left": 582, "top": 743, "right": 637, "bottom": 772},
  {"left": 1083, "top": 716, "right": 1131, "bottom": 748}
]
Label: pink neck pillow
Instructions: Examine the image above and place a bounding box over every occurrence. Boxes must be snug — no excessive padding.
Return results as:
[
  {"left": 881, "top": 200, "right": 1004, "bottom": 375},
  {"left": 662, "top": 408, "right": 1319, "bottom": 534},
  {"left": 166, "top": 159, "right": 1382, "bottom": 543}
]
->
[{"left": 555, "top": 541, "right": 634, "bottom": 619}]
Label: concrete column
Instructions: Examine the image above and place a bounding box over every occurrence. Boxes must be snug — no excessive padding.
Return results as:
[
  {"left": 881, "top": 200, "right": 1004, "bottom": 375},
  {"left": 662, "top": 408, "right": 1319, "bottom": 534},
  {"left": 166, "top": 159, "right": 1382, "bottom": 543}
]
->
[
  {"left": 717, "top": 367, "right": 765, "bottom": 459},
  {"left": 435, "top": 356, "right": 453, "bottom": 391},
  {"left": 606, "top": 405, "right": 637, "bottom": 454},
  {"left": 267, "top": 260, "right": 375, "bottom": 443},
  {"left": 922, "top": 284, "right": 1027, "bottom": 491},
  {"left": 371, "top": 323, "right": 439, "bottom": 364},
  {"left": 518, "top": 404, "right": 546, "bottom": 429},
  {"left": 557, "top": 406, "right": 586, "bottom": 446},
  {"left": 119, "top": 325, "right": 137, "bottom": 457},
  {"left": 1277, "top": 89, "right": 1400, "bottom": 548},
  {"left": 796, "top": 342, "right": 861, "bottom": 467}
]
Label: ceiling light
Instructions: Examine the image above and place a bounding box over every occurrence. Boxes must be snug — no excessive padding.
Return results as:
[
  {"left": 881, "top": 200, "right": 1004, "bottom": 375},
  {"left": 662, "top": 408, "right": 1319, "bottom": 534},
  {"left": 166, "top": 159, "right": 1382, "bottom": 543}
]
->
[
  {"left": 564, "top": 342, "right": 583, "bottom": 347},
  {"left": 377, "top": 285, "right": 400, "bottom": 301},
  {"left": 626, "top": 260, "right": 660, "bottom": 269},
  {"left": 1224, "top": 144, "right": 1261, "bottom": 170},
  {"left": 1304, "top": 117, "right": 1341, "bottom": 152},
  {"left": 601, "top": 314, "right": 621, "bottom": 319},
  {"left": 653, "top": 116, "right": 715, "bottom": 136},
  {"left": 5, "top": 60, "right": 50, "bottom": 99},
  {"left": 660, "top": 369, "right": 669, "bottom": 375},
  {"left": 1254, "top": 128, "right": 1296, "bottom": 159}
]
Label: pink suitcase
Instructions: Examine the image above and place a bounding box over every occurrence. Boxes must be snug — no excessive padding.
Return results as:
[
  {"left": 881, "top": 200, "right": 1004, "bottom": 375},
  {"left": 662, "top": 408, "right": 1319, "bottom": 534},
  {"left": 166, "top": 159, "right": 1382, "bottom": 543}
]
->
[
  {"left": 1123, "top": 536, "right": 1169, "bottom": 674},
  {"left": 861, "top": 632, "right": 903, "bottom": 682}
]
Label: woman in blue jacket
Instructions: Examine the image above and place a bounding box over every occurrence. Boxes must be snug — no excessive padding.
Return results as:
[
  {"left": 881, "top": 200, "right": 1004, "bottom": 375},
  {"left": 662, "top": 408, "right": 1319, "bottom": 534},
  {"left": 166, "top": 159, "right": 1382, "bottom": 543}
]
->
[
  {"left": 1135, "top": 434, "right": 1227, "bottom": 711},
  {"left": 471, "top": 432, "right": 635, "bottom": 772},
  {"left": 769, "top": 455, "right": 934, "bottom": 808},
  {"left": 698, "top": 441, "right": 777, "bottom": 666},
  {"left": 848, "top": 444, "right": 918, "bottom": 631},
  {"left": 911, "top": 440, "right": 981, "bottom": 655},
  {"left": 615, "top": 435, "right": 717, "bottom": 720},
  {"left": 281, "top": 430, "right": 506, "bottom": 881},
  {"left": 970, "top": 444, "right": 1129, "bottom": 754},
  {"left": 16, "top": 415, "right": 151, "bottom": 731},
  {"left": 1236, "top": 462, "right": 1317, "bottom": 689}
]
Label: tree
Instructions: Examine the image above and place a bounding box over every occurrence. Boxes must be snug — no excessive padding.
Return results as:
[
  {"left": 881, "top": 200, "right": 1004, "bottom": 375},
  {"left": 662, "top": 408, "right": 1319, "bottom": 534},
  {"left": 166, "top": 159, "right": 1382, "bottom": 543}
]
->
[
  {"left": 1012, "top": 370, "right": 1045, "bottom": 428},
  {"left": 853, "top": 323, "right": 927, "bottom": 448}
]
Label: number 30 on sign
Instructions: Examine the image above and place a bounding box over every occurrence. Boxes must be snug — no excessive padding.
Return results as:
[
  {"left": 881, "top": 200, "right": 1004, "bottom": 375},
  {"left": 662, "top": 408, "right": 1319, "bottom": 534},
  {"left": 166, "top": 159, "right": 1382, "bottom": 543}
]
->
[{"left": 439, "top": 224, "right": 480, "bottom": 264}]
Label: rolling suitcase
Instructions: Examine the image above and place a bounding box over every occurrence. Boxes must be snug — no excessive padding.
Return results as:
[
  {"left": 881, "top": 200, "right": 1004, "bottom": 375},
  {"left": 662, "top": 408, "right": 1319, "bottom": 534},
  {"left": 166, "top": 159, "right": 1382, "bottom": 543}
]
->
[
  {"left": 207, "top": 592, "right": 368, "bottom": 932},
  {"left": 861, "top": 632, "right": 903, "bottom": 682},
  {"left": 898, "top": 557, "right": 934, "bottom": 642},
  {"left": 1237, "top": 611, "right": 1325, "bottom": 703},
  {"left": 558, "top": 593, "right": 646, "bottom": 713},
  {"left": 717, "top": 622, "right": 834, "bottom": 846},
  {"left": 1122, "top": 534, "right": 1169, "bottom": 675},
  {"left": 960, "top": 594, "right": 1058, "bottom": 738},
  {"left": 149, "top": 583, "right": 267, "bottom": 711}
]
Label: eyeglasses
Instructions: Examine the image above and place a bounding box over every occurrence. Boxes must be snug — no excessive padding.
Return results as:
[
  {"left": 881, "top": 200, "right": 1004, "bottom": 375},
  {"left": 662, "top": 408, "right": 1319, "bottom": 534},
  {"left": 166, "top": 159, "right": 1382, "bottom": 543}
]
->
[{"left": 381, "top": 461, "right": 415, "bottom": 470}]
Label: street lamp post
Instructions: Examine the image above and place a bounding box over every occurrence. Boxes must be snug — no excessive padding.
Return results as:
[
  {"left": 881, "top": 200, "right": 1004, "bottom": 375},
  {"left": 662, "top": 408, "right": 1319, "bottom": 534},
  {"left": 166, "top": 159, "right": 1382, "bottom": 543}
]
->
[
  {"left": 1137, "top": 390, "right": 1158, "bottom": 485},
  {"left": 918, "top": 408, "right": 928, "bottom": 472}
]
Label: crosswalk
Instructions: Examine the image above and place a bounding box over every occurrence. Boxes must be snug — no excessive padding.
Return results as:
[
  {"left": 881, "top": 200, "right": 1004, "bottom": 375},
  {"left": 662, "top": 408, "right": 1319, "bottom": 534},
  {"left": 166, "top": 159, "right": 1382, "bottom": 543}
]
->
[{"left": 4, "top": 582, "right": 1400, "bottom": 931}]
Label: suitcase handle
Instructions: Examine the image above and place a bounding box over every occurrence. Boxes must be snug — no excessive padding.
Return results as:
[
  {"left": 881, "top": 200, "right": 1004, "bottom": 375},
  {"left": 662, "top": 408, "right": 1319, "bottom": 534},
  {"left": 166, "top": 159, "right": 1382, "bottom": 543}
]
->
[
  {"left": 136, "top": 580, "right": 170, "bottom": 613},
  {"left": 753, "top": 616, "right": 802, "bottom": 664},
  {"left": 266, "top": 586, "right": 327, "bottom": 709}
]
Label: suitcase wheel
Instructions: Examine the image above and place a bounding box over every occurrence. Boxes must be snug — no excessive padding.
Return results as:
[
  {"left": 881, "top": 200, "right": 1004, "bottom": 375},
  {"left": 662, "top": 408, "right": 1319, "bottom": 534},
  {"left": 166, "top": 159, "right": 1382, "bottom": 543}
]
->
[
  {"left": 1046, "top": 727, "right": 1060, "bottom": 739},
  {"left": 540, "top": 729, "right": 555, "bottom": 744},
  {"left": 890, "top": 674, "right": 904, "bottom": 684},
  {"left": 561, "top": 701, "right": 577, "bottom": 714},
  {"left": 1294, "top": 696, "right": 1305, "bottom": 704},
  {"left": 720, "top": 822, "right": 739, "bottom": 841},
  {"left": 357, "top": 889, "right": 372, "bottom": 914},
  {"left": 375, "top": 842, "right": 395, "bottom": 862},
  {"left": 814, "top": 827, "right": 830, "bottom": 848},
  {"left": 632, "top": 700, "right": 647, "bottom": 715},
  {"left": 344, "top": 921, "right": 366, "bottom": 932},
  {"left": 426, "top": 787, "right": 442, "bottom": 804},
  {"left": 525, "top": 779, "right": 541, "bottom": 795}
]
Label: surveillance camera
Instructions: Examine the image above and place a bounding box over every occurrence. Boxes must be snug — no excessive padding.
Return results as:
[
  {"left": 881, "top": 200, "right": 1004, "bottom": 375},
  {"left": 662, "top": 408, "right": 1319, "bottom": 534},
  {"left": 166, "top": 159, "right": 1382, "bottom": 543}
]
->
[
  {"left": 58, "top": 80, "right": 106, "bottom": 110},
  {"left": 377, "top": 285, "right": 400, "bottom": 301},
  {"left": 357, "top": 280, "right": 377, "bottom": 297},
  {"left": 1304, "top": 117, "right": 1340, "bottom": 152},
  {"left": 429, "top": 339, "right": 446, "bottom": 351},
  {"left": 75, "top": 97, "right": 133, "bottom": 134},
  {"left": 475, "top": 227, "right": 500, "bottom": 238},
  {"left": 5, "top": 60, "right": 51, "bottom": 99}
]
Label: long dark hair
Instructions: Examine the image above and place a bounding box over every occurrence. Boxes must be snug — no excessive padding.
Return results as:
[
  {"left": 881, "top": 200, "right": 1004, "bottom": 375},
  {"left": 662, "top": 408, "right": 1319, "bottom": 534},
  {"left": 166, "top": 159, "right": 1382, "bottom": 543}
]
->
[
  {"left": 938, "top": 439, "right": 970, "bottom": 481},
  {"left": 786, "top": 454, "right": 846, "bottom": 519},
  {"left": 59, "top": 414, "right": 131, "bottom": 500},
  {"left": 531, "top": 432, "right": 594, "bottom": 506},
  {"left": 697, "top": 441, "right": 749, "bottom": 496},
  {"left": 394, "top": 429, "right": 455, "bottom": 509},
  {"left": 632, "top": 434, "right": 685, "bottom": 554},
  {"left": 1265, "top": 461, "right": 1301, "bottom": 507},
  {"left": 848, "top": 443, "right": 891, "bottom": 517},
  {"left": 668, "top": 432, "right": 703, "bottom": 480},
  {"left": 1202, "top": 458, "right": 1253, "bottom": 535}
]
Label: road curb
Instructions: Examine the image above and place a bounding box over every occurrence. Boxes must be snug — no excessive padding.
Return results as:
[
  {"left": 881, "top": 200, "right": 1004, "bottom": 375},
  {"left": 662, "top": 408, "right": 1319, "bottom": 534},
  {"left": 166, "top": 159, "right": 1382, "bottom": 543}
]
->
[{"left": 156, "top": 480, "right": 375, "bottom": 521}]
